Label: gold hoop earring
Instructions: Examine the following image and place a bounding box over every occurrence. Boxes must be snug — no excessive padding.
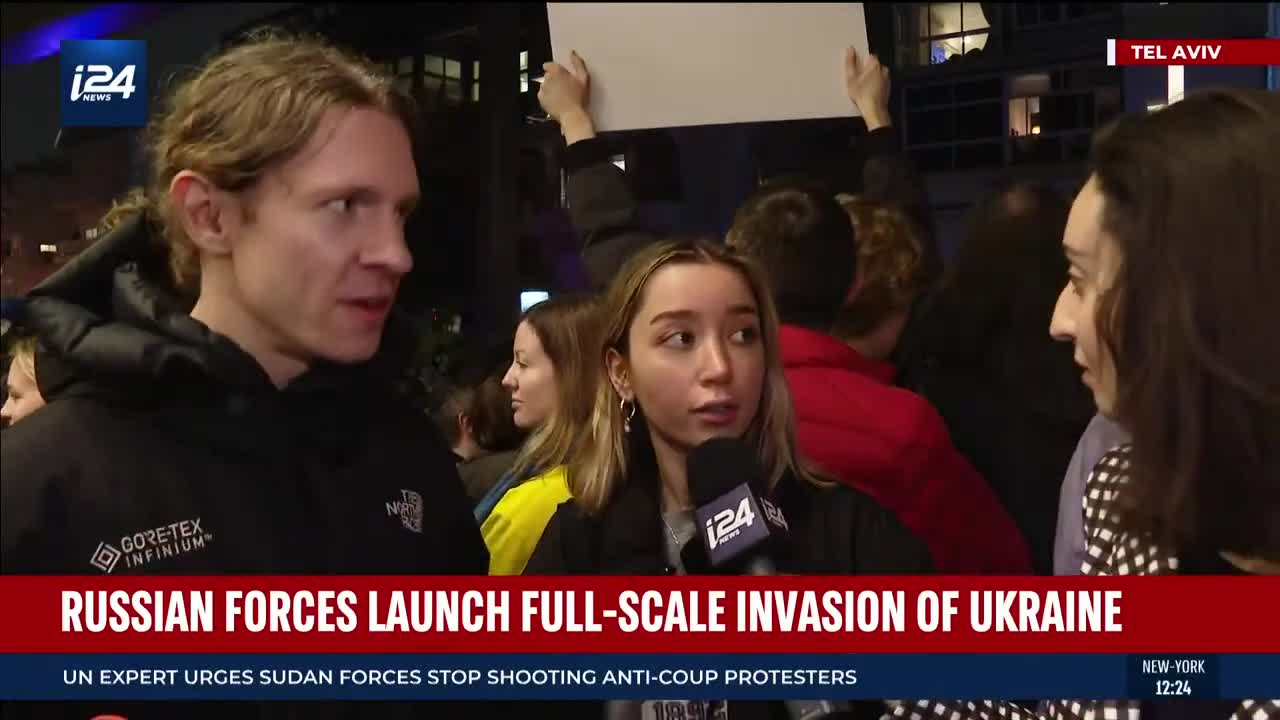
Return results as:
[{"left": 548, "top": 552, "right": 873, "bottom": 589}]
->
[{"left": 620, "top": 397, "right": 636, "bottom": 434}]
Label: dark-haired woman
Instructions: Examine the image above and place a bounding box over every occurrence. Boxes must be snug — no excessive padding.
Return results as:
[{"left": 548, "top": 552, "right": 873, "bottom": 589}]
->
[{"left": 892, "top": 87, "right": 1280, "bottom": 720}]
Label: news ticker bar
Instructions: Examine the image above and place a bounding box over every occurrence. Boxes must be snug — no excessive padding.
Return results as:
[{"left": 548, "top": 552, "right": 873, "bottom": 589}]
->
[
  {"left": 1106, "top": 38, "right": 1280, "bottom": 66},
  {"left": 1, "top": 654, "right": 1276, "bottom": 701}
]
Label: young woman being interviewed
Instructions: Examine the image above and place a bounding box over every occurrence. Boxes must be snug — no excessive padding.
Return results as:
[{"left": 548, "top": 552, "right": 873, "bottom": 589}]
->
[
  {"left": 523, "top": 239, "right": 930, "bottom": 719},
  {"left": 525, "top": 239, "right": 931, "bottom": 576}
]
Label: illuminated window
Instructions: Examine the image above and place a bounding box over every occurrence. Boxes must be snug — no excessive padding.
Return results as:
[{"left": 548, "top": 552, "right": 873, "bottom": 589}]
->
[
  {"left": 1009, "top": 73, "right": 1048, "bottom": 137},
  {"left": 898, "top": 3, "right": 989, "bottom": 67},
  {"left": 39, "top": 244, "right": 58, "bottom": 254},
  {"left": 84, "top": 227, "right": 100, "bottom": 240},
  {"left": 1166, "top": 64, "right": 1184, "bottom": 105},
  {"left": 1008, "top": 68, "right": 1121, "bottom": 166},
  {"left": 520, "top": 290, "right": 550, "bottom": 312},
  {"left": 469, "top": 52, "right": 531, "bottom": 101},
  {"left": 905, "top": 65, "right": 1120, "bottom": 170},
  {"left": 424, "top": 53, "right": 463, "bottom": 104},
  {"left": 392, "top": 55, "right": 415, "bottom": 95},
  {"left": 1009, "top": 97, "right": 1042, "bottom": 136}
]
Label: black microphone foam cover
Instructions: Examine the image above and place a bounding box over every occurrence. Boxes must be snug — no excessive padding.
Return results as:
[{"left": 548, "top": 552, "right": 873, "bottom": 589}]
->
[{"left": 687, "top": 436, "right": 766, "bottom": 507}]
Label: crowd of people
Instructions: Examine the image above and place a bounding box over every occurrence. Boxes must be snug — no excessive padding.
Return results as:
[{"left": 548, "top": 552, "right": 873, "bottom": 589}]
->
[{"left": 0, "top": 27, "right": 1276, "bottom": 720}]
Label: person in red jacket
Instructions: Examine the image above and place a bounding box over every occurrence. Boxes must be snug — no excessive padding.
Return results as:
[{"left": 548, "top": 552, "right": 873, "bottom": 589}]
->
[
  {"left": 725, "top": 52, "right": 1032, "bottom": 575},
  {"left": 728, "top": 180, "right": 1030, "bottom": 574}
]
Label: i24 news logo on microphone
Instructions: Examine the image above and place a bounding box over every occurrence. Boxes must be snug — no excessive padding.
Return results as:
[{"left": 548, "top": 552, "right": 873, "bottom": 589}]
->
[
  {"left": 60, "top": 40, "right": 147, "bottom": 128},
  {"left": 700, "top": 485, "right": 787, "bottom": 565},
  {"left": 706, "top": 495, "right": 758, "bottom": 551}
]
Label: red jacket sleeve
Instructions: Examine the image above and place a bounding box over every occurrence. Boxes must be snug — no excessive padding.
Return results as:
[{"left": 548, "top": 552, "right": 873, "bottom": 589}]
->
[{"left": 895, "top": 406, "right": 1034, "bottom": 574}]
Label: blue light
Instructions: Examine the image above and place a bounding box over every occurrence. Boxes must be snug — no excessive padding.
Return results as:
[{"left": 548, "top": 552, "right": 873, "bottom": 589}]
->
[
  {"left": 1, "top": 4, "right": 177, "bottom": 67},
  {"left": 1270, "top": 3, "right": 1278, "bottom": 90}
]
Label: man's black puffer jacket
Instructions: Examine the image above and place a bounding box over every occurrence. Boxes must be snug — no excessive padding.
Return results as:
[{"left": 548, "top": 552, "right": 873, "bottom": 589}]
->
[{"left": 1, "top": 215, "right": 492, "bottom": 719}]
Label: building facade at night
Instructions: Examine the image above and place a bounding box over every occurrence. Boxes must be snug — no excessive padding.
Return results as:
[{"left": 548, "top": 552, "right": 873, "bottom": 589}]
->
[
  {"left": 2, "top": 3, "right": 1274, "bottom": 330},
  {"left": 1, "top": 3, "right": 297, "bottom": 300}
]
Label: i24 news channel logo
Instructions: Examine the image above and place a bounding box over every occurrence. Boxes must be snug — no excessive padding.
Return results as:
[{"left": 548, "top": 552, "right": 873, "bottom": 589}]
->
[
  {"left": 705, "top": 497, "right": 758, "bottom": 550},
  {"left": 705, "top": 492, "right": 789, "bottom": 552},
  {"left": 60, "top": 40, "right": 147, "bottom": 128}
]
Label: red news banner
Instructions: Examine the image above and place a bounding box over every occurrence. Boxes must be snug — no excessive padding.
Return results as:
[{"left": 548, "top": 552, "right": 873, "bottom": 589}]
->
[
  {"left": 1109, "top": 38, "right": 1280, "bottom": 66},
  {"left": 1, "top": 576, "right": 1277, "bottom": 655}
]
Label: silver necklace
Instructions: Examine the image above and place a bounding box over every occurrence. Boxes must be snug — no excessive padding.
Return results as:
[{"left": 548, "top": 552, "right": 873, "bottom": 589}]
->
[
  {"left": 661, "top": 508, "right": 695, "bottom": 546},
  {"left": 661, "top": 516, "right": 683, "bottom": 545}
]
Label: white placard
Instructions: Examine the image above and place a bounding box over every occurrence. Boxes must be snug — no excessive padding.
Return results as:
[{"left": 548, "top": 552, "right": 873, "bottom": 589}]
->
[{"left": 546, "top": 3, "right": 869, "bottom": 132}]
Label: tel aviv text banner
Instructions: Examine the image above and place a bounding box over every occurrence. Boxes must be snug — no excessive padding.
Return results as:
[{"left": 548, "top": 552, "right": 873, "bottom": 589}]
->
[{"left": 0, "top": 576, "right": 1276, "bottom": 701}]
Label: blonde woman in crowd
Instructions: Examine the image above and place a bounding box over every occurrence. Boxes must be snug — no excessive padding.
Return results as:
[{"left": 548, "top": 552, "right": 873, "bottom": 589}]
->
[
  {"left": 1, "top": 337, "right": 46, "bottom": 427},
  {"left": 479, "top": 293, "right": 604, "bottom": 574}
]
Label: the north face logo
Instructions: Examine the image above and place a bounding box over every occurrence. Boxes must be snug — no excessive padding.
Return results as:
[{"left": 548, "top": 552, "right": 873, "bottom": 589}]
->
[{"left": 386, "top": 489, "right": 424, "bottom": 533}]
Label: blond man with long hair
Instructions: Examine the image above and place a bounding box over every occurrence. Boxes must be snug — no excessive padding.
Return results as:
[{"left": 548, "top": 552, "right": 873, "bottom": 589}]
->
[{"left": 2, "top": 30, "right": 488, "bottom": 603}]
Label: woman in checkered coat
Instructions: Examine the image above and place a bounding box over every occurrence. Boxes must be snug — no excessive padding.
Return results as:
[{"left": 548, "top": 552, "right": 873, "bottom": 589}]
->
[{"left": 887, "top": 88, "right": 1280, "bottom": 720}]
